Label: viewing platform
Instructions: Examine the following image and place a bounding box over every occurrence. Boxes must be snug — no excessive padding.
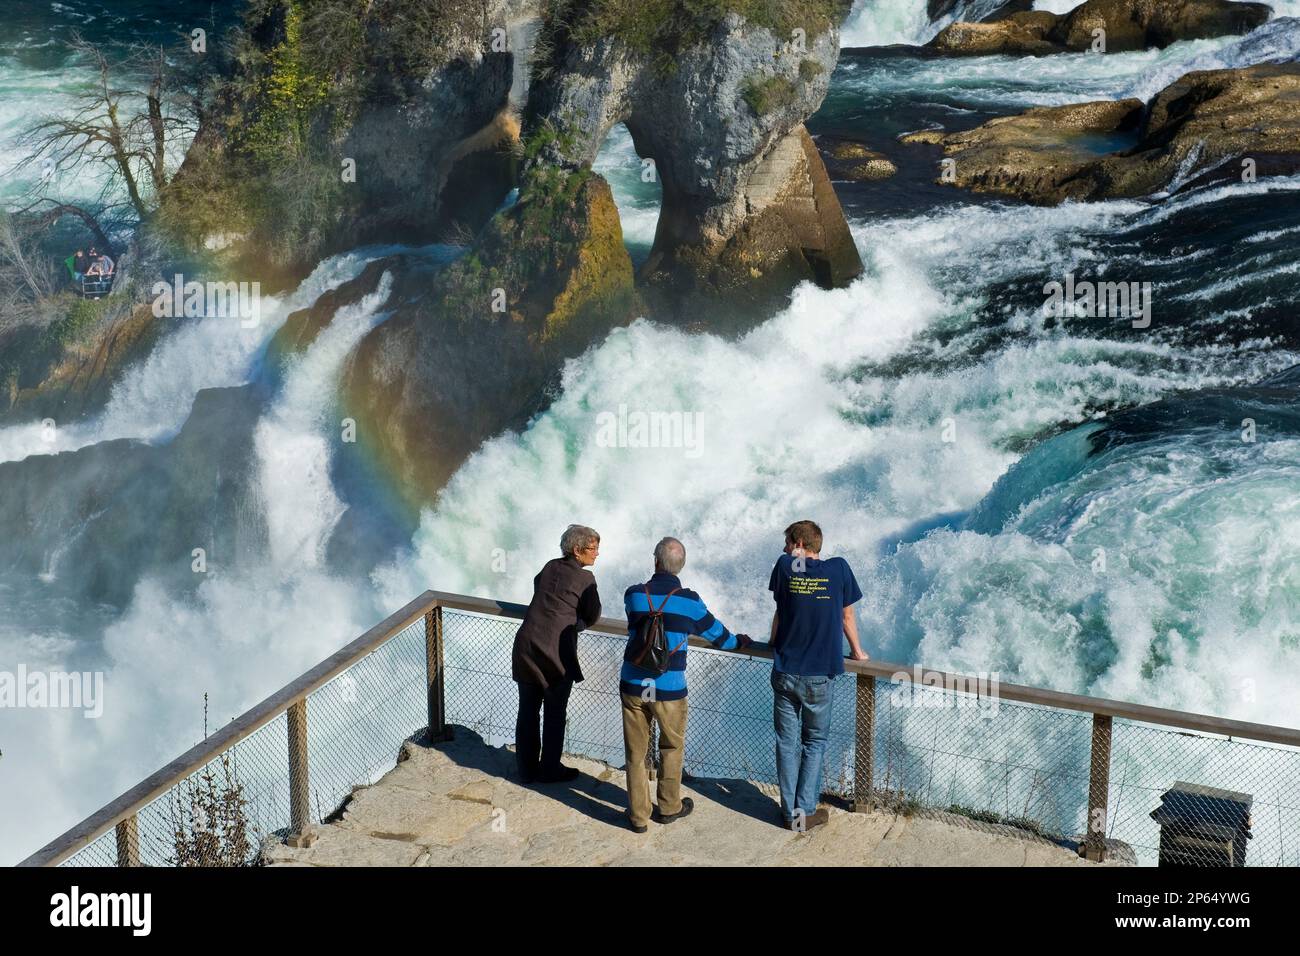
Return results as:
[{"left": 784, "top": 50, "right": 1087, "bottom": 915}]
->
[{"left": 260, "top": 727, "right": 1129, "bottom": 867}]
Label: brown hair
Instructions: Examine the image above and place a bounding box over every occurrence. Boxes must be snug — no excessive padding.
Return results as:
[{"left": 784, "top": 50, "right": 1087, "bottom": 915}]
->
[{"left": 784, "top": 520, "right": 823, "bottom": 553}]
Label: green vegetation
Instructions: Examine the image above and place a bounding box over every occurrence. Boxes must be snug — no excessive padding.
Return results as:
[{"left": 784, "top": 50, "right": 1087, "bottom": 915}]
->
[
  {"left": 536, "top": 0, "right": 852, "bottom": 76},
  {"left": 948, "top": 804, "right": 1050, "bottom": 838},
  {"left": 164, "top": 0, "right": 486, "bottom": 270},
  {"left": 741, "top": 75, "right": 798, "bottom": 115},
  {"left": 232, "top": 0, "right": 473, "bottom": 150},
  {"left": 799, "top": 58, "right": 824, "bottom": 82},
  {"left": 0, "top": 295, "right": 106, "bottom": 410},
  {"left": 520, "top": 120, "right": 581, "bottom": 165},
  {"left": 446, "top": 165, "right": 596, "bottom": 313},
  {"left": 239, "top": 3, "right": 334, "bottom": 169},
  {"left": 436, "top": 164, "right": 634, "bottom": 340},
  {"left": 44, "top": 297, "right": 105, "bottom": 351}
]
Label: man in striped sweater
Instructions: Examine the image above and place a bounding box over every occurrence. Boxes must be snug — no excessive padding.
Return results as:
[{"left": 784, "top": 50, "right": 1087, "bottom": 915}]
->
[{"left": 620, "top": 537, "right": 751, "bottom": 832}]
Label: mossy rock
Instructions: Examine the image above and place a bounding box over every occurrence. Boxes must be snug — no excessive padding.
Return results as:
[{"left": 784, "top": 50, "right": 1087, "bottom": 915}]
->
[
  {"left": 340, "top": 170, "right": 639, "bottom": 512},
  {"left": 847, "top": 158, "right": 898, "bottom": 180}
]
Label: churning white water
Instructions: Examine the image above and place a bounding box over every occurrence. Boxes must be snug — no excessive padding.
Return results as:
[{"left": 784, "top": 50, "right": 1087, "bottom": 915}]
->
[{"left": 376, "top": 185, "right": 1300, "bottom": 730}]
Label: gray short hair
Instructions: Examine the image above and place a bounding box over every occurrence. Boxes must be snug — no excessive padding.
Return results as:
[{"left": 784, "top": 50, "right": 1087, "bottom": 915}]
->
[
  {"left": 653, "top": 537, "right": 686, "bottom": 574},
  {"left": 560, "top": 524, "right": 600, "bottom": 557}
]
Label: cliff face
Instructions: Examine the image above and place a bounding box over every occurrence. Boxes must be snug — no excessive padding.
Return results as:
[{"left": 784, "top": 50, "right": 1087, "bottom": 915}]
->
[
  {"left": 340, "top": 1, "right": 863, "bottom": 512},
  {"left": 524, "top": 4, "right": 862, "bottom": 323},
  {"left": 162, "top": 0, "right": 535, "bottom": 280}
]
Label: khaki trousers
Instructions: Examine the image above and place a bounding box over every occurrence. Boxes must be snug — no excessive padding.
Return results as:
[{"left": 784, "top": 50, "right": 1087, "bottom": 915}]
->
[{"left": 620, "top": 692, "right": 688, "bottom": 828}]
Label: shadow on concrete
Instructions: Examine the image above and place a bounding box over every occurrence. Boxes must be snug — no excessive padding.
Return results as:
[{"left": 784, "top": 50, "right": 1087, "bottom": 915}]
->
[{"left": 414, "top": 724, "right": 789, "bottom": 831}]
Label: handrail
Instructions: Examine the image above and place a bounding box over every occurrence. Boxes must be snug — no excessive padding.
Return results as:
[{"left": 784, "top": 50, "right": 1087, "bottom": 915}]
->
[
  {"left": 20, "top": 588, "right": 1300, "bottom": 866},
  {"left": 18, "top": 590, "right": 440, "bottom": 867},
  {"left": 432, "top": 590, "right": 1300, "bottom": 746}
]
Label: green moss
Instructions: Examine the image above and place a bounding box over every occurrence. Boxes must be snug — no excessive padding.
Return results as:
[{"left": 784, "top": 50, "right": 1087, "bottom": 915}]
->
[
  {"left": 798, "top": 58, "right": 824, "bottom": 81},
  {"left": 741, "top": 75, "right": 798, "bottom": 115},
  {"left": 0, "top": 296, "right": 106, "bottom": 401},
  {"left": 163, "top": 0, "right": 487, "bottom": 270},
  {"left": 434, "top": 168, "right": 631, "bottom": 335},
  {"left": 520, "top": 120, "right": 580, "bottom": 164}
]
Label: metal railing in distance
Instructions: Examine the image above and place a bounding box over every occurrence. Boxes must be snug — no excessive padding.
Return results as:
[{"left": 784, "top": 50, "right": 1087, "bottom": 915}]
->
[{"left": 21, "top": 591, "right": 1300, "bottom": 867}]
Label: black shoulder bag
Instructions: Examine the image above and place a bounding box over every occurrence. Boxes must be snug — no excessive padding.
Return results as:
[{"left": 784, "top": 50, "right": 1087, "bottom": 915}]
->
[{"left": 627, "top": 585, "right": 686, "bottom": 675}]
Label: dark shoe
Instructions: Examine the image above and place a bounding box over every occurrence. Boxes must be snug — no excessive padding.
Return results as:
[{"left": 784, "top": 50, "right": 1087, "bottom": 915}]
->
[
  {"left": 782, "top": 807, "right": 830, "bottom": 832},
  {"left": 538, "top": 765, "right": 580, "bottom": 783},
  {"left": 626, "top": 815, "right": 648, "bottom": 834},
  {"left": 652, "top": 797, "right": 694, "bottom": 824}
]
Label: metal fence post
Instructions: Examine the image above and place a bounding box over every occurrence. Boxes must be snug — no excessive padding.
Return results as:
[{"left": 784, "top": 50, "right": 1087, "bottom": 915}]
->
[
  {"left": 852, "top": 674, "right": 876, "bottom": 812},
  {"left": 115, "top": 814, "right": 139, "bottom": 867},
  {"left": 1085, "top": 713, "right": 1113, "bottom": 862},
  {"left": 285, "top": 698, "right": 314, "bottom": 848},
  {"left": 425, "top": 605, "right": 448, "bottom": 741}
]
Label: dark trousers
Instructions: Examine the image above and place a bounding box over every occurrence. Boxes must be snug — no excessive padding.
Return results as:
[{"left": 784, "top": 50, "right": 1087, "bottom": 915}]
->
[{"left": 515, "top": 679, "right": 573, "bottom": 779}]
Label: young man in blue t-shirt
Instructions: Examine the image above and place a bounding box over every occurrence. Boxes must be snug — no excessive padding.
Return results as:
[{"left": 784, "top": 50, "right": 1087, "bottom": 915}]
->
[{"left": 768, "top": 519, "right": 869, "bottom": 830}]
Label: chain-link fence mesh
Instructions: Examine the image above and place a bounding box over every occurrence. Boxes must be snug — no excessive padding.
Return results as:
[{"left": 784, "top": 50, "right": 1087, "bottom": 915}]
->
[
  {"left": 59, "top": 615, "right": 431, "bottom": 867},
  {"left": 1107, "top": 719, "right": 1300, "bottom": 866},
  {"left": 54, "top": 602, "right": 1300, "bottom": 867}
]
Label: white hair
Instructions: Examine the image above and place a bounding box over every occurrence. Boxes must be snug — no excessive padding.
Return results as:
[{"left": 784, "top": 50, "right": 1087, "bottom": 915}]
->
[
  {"left": 653, "top": 537, "right": 686, "bottom": 574},
  {"left": 560, "top": 524, "right": 600, "bottom": 556}
]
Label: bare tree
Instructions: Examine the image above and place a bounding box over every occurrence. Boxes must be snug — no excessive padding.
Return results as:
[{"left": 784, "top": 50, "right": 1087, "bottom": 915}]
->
[
  {"left": 0, "top": 211, "right": 59, "bottom": 331},
  {"left": 13, "top": 34, "right": 199, "bottom": 237}
]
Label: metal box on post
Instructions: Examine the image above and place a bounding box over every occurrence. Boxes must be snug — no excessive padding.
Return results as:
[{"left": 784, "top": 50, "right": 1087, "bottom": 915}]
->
[{"left": 1150, "top": 782, "right": 1252, "bottom": 867}]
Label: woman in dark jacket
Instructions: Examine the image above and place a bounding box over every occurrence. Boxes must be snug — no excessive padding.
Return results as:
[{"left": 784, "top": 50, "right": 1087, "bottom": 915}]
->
[{"left": 511, "top": 524, "right": 602, "bottom": 782}]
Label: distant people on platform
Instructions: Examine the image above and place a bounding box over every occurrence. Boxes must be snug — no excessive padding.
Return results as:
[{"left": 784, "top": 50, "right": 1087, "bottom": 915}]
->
[
  {"left": 619, "top": 536, "right": 750, "bottom": 833},
  {"left": 767, "top": 519, "right": 869, "bottom": 831},
  {"left": 86, "top": 249, "right": 114, "bottom": 278},
  {"left": 65, "top": 249, "right": 87, "bottom": 282},
  {"left": 510, "top": 524, "right": 602, "bottom": 784}
]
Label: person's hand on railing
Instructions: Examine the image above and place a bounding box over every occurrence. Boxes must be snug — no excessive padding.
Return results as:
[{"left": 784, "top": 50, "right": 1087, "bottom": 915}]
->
[
  {"left": 734, "top": 633, "right": 754, "bottom": 650},
  {"left": 849, "top": 647, "right": 871, "bottom": 662}
]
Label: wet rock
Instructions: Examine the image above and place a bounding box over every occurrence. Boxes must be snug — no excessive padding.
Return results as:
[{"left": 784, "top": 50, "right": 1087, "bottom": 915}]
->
[
  {"left": 523, "top": 6, "right": 862, "bottom": 326},
  {"left": 822, "top": 137, "right": 900, "bottom": 180},
  {"left": 927, "top": 0, "right": 1272, "bottom": 56},
  {"left": 901, "top": 62, "right": 1300, "bottom": 203}
]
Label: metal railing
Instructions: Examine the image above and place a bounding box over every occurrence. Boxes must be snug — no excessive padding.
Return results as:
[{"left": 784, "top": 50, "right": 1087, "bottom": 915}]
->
[{"left": 20, "top": 590, "right": 1300, "bottom": 867}]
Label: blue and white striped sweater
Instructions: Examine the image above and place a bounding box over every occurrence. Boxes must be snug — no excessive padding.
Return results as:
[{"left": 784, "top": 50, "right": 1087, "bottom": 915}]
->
[{"left": 620, "top": 572, "right": 740, "bottom": 700}]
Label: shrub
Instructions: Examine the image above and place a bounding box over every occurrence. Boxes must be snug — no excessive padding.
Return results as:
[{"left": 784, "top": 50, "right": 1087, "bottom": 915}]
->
[{"left": 741, "top": 75, "right": 798, "bottom": 115}]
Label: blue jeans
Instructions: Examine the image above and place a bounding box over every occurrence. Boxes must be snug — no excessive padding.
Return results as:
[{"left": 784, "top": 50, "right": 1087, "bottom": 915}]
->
[{"left": 771, "top": 670, "right": 834, "bottom": 821}]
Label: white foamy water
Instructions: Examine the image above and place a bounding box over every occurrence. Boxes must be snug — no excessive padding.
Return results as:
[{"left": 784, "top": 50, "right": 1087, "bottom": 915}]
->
[
  {"left": 843, "top": 0, "right": 936, "bottom": 46},
  {"left": 0, "top": 262, "right": 405, "bottom": 865},
  {"left": 843, "top": 0, "right": 1300, "bottom": 48},
  {"left": 593, "top": 124, "right": 661, "bottom": 261},
  {"left": 890, "top": 426, "right": 1300, "bottom": 728},
  {"left": 375, "top": 191, "right": 1300, "bottom": 732},
  {"left": 837, "top": 36, "right": 1255, "bottom": 110},
  {"left": 255, "top": 272, "right": 394, "bottom": 568}
]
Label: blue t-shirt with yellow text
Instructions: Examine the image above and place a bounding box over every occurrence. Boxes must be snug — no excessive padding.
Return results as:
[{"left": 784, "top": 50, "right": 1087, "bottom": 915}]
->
[{"left": 768, "top": 553, "right": 863, "bottom": 677}]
